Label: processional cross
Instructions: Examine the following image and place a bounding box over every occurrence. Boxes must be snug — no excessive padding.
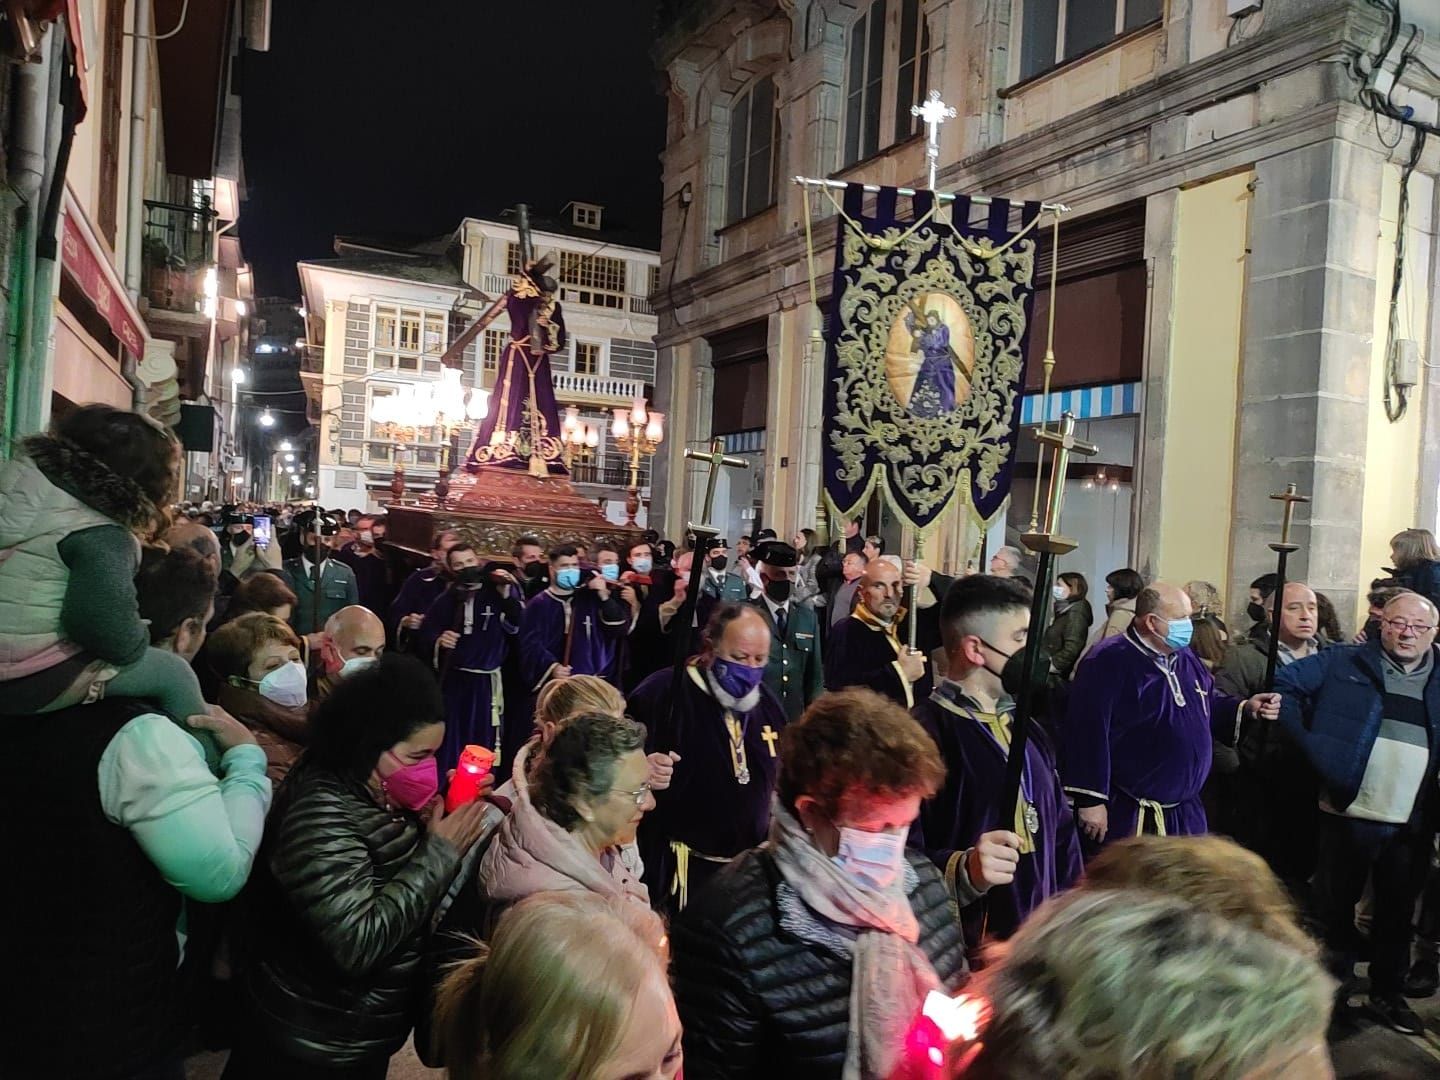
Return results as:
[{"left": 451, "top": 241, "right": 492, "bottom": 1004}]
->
[
  {"left": 683, "top": 437, "right": 749, "bottom": 546},
  {"left": 912, "top": 89, "right": 957, "bottom": 192}
]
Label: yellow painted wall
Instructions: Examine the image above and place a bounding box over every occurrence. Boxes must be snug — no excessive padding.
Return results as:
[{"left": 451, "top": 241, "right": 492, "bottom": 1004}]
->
[
  {"left": 1155, "top": 170, "right": 1253, "bottom": 587},
  {"left": 1357, "top": 164, "right": 1428, "bottom": 626}
]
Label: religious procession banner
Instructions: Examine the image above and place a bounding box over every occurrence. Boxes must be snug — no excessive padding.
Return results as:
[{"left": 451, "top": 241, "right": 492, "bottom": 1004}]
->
[{"left": 822, "top": 183, "right": 1043, "bottom": 532}]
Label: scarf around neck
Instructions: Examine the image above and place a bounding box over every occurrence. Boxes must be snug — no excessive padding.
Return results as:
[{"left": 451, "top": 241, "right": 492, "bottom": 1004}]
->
[{"left": 767, "top": 798, "right": 939, "bottom": 1080}]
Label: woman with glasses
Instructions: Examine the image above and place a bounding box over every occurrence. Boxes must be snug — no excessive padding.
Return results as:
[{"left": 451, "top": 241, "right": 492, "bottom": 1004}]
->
[{"left": 479, "top": 710, "right": 655, "bottom": 921}]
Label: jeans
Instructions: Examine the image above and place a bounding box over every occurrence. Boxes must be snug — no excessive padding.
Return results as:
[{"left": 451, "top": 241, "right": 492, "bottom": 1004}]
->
[{"left": 1312, "top": 813, "right": 1430, "bottom": 995}]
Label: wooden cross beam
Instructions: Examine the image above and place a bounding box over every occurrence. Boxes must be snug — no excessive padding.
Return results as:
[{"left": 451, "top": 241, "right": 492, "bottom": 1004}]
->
[
  {"left": 1268, "top": 483, "right": 1310, "bottom": 554},
  {"left": 1021, "top": 412, "right": 1099, "bottom": 556}
]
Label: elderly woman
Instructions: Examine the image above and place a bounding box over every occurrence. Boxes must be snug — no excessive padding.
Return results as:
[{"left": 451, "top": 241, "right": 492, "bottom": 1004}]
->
[
  {"left": 479, "top": 710, "right": 655, "bottom": 918},
  {"left": 671, "top": 687, "right": 964, "bottom": 1079},
  {"left": 206, "top": 612, "right": 310, "bottom": 784},
  {"left": 436, "top": 891, "right": 678, "bottom": 1080},
  {"left": 225, "top": 571, "right": 297, "bottom": 623},
  {"left": 225, "top": 654, "right": 489, "bottom": 1079},
  {"left": 946, "top": 891, "right": 1334, "bottom": 1079}
]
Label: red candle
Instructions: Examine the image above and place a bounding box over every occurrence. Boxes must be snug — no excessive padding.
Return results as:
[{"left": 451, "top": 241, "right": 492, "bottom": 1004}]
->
[{"left": 444, "top": 744, "right": 496, "bottom": 812}]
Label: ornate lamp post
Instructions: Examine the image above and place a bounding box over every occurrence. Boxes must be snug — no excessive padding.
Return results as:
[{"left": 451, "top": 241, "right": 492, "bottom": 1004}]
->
[
  {"left": 372, "top": 370, "right": 488, "bottom": 506},
  {"left": 611, "top": 396, "right": 664, "bottom": 528},
  {"left": 429, "top": 367, "right": 488, "bottom": 506},
  {"left": 561, "top": 406, "right": 601, "bottom": 474}
]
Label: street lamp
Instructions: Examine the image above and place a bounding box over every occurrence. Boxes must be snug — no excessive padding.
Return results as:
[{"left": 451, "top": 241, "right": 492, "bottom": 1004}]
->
[
  {"left": 284, "top": 453, "right": 294, "bottom": 462},
  {"left": 259, "top": 408, "right": 275, "bottom": 428},
  {"left": 232, "top": 367, "right": 246, "bottom": 384},
  {"left": 611, "top": 396, "right": 665, "bottom": 528},
  {"left": 428, "top": 366, "right": 488, "bottom": 506},
  {"left": 279, "top": 440, "right": 292, "bottom": 452}
]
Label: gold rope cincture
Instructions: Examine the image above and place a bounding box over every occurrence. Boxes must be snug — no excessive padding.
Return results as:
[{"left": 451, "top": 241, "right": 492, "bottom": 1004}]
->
[
  {"left": 819, "top": 188, "right": 940, "bottom": 253},
  {"left": 1027, "top": 212, "right": 1063, "bottom": 533}
]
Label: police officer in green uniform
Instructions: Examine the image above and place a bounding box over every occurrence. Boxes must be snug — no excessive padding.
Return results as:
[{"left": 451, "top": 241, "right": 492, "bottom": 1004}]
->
[
  {"left": 698, "top": 538, "right": 751, "bottom": 603},
  {"left": 280, "top": 510, "right": 359, "bottom": 636},
  {"left": 748, "top": 540, "right": 823, "bottom": 719}
]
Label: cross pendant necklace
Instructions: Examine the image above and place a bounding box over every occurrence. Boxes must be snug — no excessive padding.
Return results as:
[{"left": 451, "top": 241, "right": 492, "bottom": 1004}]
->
[{"left": 724, "top": 710, "right": 751, "bottom": 785}]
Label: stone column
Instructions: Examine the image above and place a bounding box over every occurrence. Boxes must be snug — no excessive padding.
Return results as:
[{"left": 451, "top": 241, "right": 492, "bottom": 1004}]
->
[
  {"left": 1132, "top": 190, "right": 1178, "bottom": 581},
  {"left": 1230, "top": 136, "right": 1384, "bottom": 619},
  {"left": 685, "top": 340, "right": 716, "bottom": 533}
]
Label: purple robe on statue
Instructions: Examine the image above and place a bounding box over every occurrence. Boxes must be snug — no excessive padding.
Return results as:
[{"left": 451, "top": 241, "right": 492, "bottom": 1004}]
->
[
  {"left": 1063, "top": 629, "right": 1245, "bottom": 841},
  {"left": 914, "top": 683, "right": 1082, "bottom": 951},
  {"left": 417, "top": 584, "right": 522, "bottom": 775},
  {"left": 465, "top": 290, "right": 568, "bottom": 475}
]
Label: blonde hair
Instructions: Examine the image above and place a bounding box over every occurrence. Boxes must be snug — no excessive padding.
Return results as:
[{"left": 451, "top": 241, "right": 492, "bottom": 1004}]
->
[
  {"left": 1391, "top": 528, "right": 1440, "bottom": 570},
  {"left": 961, "top": 891, "right": 1333, "bottom": 1079},
  {"left": 435, "top": 891, "right": 669, "bottom": 1080},
  {"left": 1079, "top": 835, "right": 1317, "bottom": 958},
  {"left": 534, "top": 674, "right": 625, "bottom": 731}
]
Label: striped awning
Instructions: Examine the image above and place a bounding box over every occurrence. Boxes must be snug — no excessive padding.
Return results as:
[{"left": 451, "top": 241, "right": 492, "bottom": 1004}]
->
[{"left": 1020, "top": 382, "right": 1140, "bottom": 426}]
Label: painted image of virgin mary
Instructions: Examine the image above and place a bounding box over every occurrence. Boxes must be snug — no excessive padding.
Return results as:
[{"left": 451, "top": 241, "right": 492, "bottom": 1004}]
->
[{"left": 884, "top": 291, "right": 975, "bottom": 417}]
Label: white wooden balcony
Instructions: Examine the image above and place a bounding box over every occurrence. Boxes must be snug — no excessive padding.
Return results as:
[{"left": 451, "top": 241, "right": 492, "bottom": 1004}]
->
[{"left": 551, "top": 371, "right": 647, "bottom": 405}]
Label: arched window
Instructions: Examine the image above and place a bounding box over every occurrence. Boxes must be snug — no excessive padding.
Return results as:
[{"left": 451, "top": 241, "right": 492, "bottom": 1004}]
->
[
  {"left": 894, "top": 0, "right": 932, "bottom": 142},
  {"left": 843, "top": 0, "right": 886, "bottom": 167},
  {"left": 726, "top": 76, "right": 778, "bottom": 224}
]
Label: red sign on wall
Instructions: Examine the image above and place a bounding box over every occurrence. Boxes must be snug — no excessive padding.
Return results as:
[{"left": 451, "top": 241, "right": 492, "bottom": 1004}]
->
[{"left": 61, "top": 210, "right": 145, "bottom": 357}]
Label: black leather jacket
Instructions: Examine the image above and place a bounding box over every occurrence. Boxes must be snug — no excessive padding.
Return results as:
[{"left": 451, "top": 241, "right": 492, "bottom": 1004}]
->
[
  {"left": 234, "top": 759, "right": 460, "bottom": 1066},
  {"left": 671, "top": 847, "right": 967, "bottom": 1079}
]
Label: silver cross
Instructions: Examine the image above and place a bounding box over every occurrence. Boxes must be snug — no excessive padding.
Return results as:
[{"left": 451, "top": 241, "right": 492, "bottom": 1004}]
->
[{"left": 911, "top": 89, "right": 957, "bottom": 191}]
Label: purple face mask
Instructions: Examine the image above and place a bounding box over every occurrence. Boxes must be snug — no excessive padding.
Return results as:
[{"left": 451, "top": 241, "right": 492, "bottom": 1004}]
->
[
  {"left": 380, "top": 752, "right": 439, "bottom": 811},
  {"left": 712, "top": 658, "right": 765, "bottom": 698}
]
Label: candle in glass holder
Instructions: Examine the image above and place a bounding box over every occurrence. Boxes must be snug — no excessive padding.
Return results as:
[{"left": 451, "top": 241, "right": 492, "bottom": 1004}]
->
[{"left": 444, "top": 744, "right": 496, "bottom": 812}]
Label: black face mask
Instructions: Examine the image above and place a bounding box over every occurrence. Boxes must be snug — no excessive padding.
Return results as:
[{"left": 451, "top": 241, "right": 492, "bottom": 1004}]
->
[
  {"left": 709, "top": 555, "right": 729, "bottom": 571},
  {"left": 1247, "top": 601, "right": 1268, "bottom": 624},
  {"left": 523, "top": 561, "right": 548, "bottom": 580},
  {"left": 307, "top": 540, "right": 330, "bottom": 562},
  {"left": 456, "top": 565, "right": 487, "bottom": 588},
  {"left": 764, "top": 578, "right": 793, "bottom": 603},
  {"left": 979, "top": 638, "right": 1051, "bottom": 700}
]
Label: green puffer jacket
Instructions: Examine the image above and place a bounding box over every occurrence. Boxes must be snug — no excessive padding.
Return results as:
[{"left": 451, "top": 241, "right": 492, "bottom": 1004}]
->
[{"left": 235, "top": 758, "right": 460, "bottom": 1067}]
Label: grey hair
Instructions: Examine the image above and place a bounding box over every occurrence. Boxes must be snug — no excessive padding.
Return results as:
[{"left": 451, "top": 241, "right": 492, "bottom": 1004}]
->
[
  {"left": 965, "top": 890, "right": 1334, "bottom": 1079},
  {"left": 531, "top": 712, "right": 647, "bottom": 831}
]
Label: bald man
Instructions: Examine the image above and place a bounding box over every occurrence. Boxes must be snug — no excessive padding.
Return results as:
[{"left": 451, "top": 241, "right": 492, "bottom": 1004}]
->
[
  {"left": 1064, "top": 581, "right": 1279, "bottom": 844},
  {"left": 629, "top": 602, "right": 787, "bottom": 914},
  {"left": 824, "top": 557, "right": 929, "bottom": 708},
  {"left": 313, "top": 605, "right": 386, "bottom": 702}
]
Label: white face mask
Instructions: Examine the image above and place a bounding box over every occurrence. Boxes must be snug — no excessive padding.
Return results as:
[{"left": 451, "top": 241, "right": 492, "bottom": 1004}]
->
[
  {"left": 1052, "top": 584, "right": 1069, "bottom": 602},
  {"left": 340, "top": 654, "right": 377, "bottom": 678},
  {"left": 834, "top": 826, "right": 908, "bottom": 893},
  {"left": 256, "top": 660, "right": 308, "bottom": 708},
  {"left": 359, "top": 530, "right": 374, "bottom": 544}
]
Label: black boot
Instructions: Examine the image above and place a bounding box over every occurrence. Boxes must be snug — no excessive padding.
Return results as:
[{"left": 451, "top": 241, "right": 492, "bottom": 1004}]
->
[{"left": 1404, "top": 956, "right": 1439, "bottom": 999}]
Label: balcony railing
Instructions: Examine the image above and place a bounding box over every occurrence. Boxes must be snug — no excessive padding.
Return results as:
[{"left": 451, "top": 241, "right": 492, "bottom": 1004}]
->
[
  {"left": 481, "top": 272, "right": 512, "bottom": 296},
  {"left": 142, "top": 199, "right": 215, "bottom": 315},
  {"left": 629, "top": 295, "right": 655, "bottom": 315},
  {"left": 552, "top": 371, "right": 648, "bottom": 404},
  {"left": 570, "top": 459, "right": 650, "bottom": 488}
]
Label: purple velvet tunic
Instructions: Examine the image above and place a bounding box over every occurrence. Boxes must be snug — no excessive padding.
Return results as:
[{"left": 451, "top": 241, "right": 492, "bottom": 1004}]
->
[
  {"left": 417, "top": 585, "right": 521, "bottom": 774},
  {"left": 465, "top": 291, "right": 568, "bottom": 475},
  {"left": 1063, "top": 631, "right": 1245, "bottom": 840},
  {"left": 516, "top": 589, "right": 628, "bottom": 690},
  {"left": 915, "top": 683, "right": 1082, "bottom": 949}
]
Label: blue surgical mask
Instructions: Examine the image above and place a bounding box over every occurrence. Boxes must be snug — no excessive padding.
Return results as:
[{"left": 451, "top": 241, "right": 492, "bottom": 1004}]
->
[
  {"left": 555, "top": 567, "right": 581, "bottom": 591},
  {"left": 631, "top": 557, "right": 653, "bottom": 575},
  {"left": 1164, "top": 617, "right": 1194, "bottom": 650},
  {"left": 600, "top": 563, "right": 620, "bottom": 582},
  {"left": 834, "top": 826, "right": 908, "bottom": 893}
]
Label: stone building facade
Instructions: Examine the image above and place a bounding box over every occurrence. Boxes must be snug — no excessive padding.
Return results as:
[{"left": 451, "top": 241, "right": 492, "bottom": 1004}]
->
[{"left": 651, "top": 0, "right": 1440, "bottom": 624}]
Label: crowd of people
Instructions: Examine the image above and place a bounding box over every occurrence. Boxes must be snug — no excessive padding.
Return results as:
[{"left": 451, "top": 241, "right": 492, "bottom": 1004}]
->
[{"left": 7, "top": 403, "right": 1440, "bottom": 1078}]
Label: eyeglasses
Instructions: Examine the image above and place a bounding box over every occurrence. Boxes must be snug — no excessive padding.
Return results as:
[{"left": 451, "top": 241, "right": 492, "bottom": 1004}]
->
[
  {"left": 1383, "top": 618, "right": 1437, "bottom": 636},
  {"left": 613, "top": 782, "right": 653, "bottom": 807}
]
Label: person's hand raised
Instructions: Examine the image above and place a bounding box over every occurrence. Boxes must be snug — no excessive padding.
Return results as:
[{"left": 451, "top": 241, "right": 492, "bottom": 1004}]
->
[{"left": 429, "top": 797, "right": 488, "bottom": 855}]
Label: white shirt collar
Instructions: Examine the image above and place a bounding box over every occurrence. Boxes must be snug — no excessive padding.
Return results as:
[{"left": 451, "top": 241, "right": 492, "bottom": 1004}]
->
[{"left": 763, "top": 594, "right": 788, "bottom": 620}]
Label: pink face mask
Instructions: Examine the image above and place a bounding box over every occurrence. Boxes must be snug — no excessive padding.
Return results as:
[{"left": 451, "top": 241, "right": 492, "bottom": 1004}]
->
[{"left": 380, "top": 752, "right": 439, "bottom": 811}]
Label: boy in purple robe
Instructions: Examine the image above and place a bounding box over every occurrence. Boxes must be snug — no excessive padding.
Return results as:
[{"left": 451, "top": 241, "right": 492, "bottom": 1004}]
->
[
  {"left": 417, "top": 544, "right": 522, "bottom": 775},
  {"left": 915, "top": 575, "right": 1081, "bottom": 954},
  {"left": 387, "top": 529, "right": 458, "bottom": 646},
  {"left": 1064, "top": 581, "right": 1280, "bottom": 846}
]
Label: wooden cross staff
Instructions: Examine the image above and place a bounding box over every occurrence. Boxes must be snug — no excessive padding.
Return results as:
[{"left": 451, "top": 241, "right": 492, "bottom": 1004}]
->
[{"left": 684, "top": 437, "right": 748, "bottom": 542}]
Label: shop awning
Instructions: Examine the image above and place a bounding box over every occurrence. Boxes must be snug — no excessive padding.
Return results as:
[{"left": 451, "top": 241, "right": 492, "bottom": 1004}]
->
[
  {"left": 1019, "top": 381, "right": 1140, "bottom": 426},
  {"left": 60, "top": 186, "right": 146, "bottom": 357}
]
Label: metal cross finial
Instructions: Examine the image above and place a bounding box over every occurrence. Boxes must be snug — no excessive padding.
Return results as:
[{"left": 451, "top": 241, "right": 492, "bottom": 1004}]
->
[
  {"left": 1268, "top": 483, "right": 1310, "bottom": 554},
  {"left": 911, "top": 89, "right": 957, "bottom": 191},
  {"left": 683, "top": 437, "right": 748, "bottom": 539},
  {"left": 1020, "top": 412, "right": 1099, "bottom": 556}
]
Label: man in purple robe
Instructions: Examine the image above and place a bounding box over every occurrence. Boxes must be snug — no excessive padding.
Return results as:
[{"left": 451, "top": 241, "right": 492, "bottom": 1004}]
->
[
  {"left": 1064, "top": 581, "right": 1280, "bottom": 845},
  {"left": 417, "top": 544, "right": 522, "bottom": 775},
  {"left": 915, "top": 575, "right": 1080, "bottom": 955},
  {"left": 629, "top": 603, "right": 787, "bottom": 916},
  {"left": 387, "top": 529, "right": 458, "bottom": 647}
]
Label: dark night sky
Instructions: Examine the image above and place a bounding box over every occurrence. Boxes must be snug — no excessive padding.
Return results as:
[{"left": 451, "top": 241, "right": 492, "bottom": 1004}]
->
[{"left": 238, "top": 0, "right": 667, "bottom": 298}]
